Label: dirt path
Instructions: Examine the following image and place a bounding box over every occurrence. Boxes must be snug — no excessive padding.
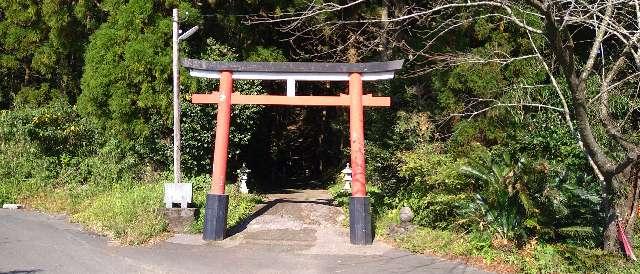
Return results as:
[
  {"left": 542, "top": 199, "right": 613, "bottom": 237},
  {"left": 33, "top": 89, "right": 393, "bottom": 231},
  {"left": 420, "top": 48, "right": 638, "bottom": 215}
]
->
[{"left": 220, "top": 189, "right": 391, "bottom": 255}]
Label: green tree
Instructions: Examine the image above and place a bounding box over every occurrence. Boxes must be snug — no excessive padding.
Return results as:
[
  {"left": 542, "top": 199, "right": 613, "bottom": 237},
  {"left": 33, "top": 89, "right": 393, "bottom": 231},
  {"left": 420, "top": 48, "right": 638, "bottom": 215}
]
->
[
  {"left": 262, "top": 0, "right": 640, "bottom": 254},
  {"left": 0, "top": 0, "right": 103, "bottom": 108},
  {"left": 181, "top": 38, "right": 265, "bottom": 177},
  {"left": 78, "top": 0, "right": 199, "bottom": 162}
]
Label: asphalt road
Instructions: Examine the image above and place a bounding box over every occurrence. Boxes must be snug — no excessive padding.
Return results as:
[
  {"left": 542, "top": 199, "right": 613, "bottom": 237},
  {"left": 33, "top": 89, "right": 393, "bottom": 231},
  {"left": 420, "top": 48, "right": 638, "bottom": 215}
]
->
[{"left": 0, "top": 208, "right": 491, "bottom": 274}]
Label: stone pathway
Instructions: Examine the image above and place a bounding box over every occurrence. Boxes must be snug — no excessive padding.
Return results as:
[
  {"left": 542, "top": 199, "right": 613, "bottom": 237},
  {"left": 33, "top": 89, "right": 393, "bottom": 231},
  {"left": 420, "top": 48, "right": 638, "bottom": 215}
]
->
[
  {"left": 226, "top": 189, "right": 391, "bottom": 255},
  {"left": 168, "top": 189, "right": 393, "bottom": 255}
]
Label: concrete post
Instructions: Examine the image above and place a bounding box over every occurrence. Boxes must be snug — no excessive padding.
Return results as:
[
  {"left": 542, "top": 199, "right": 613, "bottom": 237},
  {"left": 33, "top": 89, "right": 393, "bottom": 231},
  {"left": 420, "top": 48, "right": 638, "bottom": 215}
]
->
[{"left": 172, "top": 9, "right": 182, "bottom": 186}]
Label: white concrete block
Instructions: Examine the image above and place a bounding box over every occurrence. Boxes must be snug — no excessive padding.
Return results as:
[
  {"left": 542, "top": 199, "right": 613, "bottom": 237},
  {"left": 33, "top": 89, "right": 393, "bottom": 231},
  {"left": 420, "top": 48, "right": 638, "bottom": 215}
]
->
[
  {"left": 164, "top": 183, "right": 192, "bottom": 208},
  {"left": 2, "top": 204, "right": 24, "bottom": 209}
]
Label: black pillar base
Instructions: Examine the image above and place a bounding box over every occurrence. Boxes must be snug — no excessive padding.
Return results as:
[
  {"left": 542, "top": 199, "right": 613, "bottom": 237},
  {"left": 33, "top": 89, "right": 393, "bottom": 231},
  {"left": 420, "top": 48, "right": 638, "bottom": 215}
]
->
[
  {"left": 203, "top": 194, "right": 229, "bottom": 241},
  {"left": 349, "top": 196, "right": 373, "bottom": 245}
]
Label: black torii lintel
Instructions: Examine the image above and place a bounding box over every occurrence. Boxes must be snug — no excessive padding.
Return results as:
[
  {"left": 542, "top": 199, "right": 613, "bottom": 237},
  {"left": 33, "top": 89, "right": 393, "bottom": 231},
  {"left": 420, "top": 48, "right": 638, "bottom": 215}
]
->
[{"left": 181, "top": 58, "right": 404, "bottom": 73}]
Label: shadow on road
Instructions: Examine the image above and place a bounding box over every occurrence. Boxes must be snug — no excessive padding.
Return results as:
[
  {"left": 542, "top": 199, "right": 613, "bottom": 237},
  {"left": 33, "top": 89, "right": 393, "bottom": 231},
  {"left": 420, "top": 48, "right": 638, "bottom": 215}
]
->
[{"left": 0, "top": 269, "right": 43, "bottom": 274}]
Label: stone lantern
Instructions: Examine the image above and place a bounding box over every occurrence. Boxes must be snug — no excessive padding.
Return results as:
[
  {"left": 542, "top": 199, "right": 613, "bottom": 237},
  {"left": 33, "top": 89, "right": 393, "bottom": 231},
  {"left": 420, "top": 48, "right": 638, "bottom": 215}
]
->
[
  {"left": 237, "top": 164, "right": 250, "bottom": 194},
  {"left": 342, "top": 163, "right": 352, "bottom": 192}
]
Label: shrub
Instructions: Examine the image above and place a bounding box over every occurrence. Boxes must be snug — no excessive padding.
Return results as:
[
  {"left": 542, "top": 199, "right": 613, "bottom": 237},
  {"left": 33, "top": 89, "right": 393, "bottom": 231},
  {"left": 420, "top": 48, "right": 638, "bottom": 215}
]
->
[
  {"left": 462, "top": 151, "right": 601, "bottom": 245},
  {"left": 1, "top": 102, "right": 96, "bottom": 157},
  {"left": 181, "top": 39, "right": 264, "bottom": 177},
  {"left": 395, "top": 144, "right": 477, "bottom": 229},
  {"left": 0, "top": 140, "right": 55, "bottom": 204},
  {"left": 0, "top": 104, "right": 96, "bottom": 205}
]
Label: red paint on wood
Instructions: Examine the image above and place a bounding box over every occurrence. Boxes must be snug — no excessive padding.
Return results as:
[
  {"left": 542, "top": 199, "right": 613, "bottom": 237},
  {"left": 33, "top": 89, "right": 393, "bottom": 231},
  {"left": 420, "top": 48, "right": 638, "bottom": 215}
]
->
[
  {"left": 211, "top": 71, "right": 233, "bottom": 194},
  {"left": 192, "top": 93, "right": 390, "bottom": 107},
  {"left": 349, "top": 73, "right": 367, "bottom": 197},
  {"left": 618, "top": 220, "right": 637, "bottom": 260},
  {"left": 193, "top": 71, "right": 388, "bottom": 197}
]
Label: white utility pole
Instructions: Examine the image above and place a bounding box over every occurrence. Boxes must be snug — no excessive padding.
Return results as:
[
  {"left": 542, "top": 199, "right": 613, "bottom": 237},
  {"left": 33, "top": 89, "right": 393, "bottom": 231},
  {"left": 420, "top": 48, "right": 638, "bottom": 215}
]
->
[
  {"left": 172, "top": 8, "right": 181, "bottom": 185},
  {"left": 166, "top": 9, "right": 197, "bottom": 209}
]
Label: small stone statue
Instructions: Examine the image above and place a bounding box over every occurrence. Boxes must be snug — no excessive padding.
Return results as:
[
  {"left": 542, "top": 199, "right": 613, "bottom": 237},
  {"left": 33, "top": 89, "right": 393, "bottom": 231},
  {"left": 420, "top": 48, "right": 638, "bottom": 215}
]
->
[
  {"left": 399, "top": 206, "right": 414, "bottom": 223},
  {"left": 387, "top": 206, "right": 416, "bottom": 238}
]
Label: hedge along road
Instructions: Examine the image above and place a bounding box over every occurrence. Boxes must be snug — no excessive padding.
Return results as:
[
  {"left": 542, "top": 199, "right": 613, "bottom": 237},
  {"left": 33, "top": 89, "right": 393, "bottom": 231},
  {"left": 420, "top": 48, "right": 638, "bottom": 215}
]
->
[{"left": 0, "top": 196, "right": 491, "bottom": 274}]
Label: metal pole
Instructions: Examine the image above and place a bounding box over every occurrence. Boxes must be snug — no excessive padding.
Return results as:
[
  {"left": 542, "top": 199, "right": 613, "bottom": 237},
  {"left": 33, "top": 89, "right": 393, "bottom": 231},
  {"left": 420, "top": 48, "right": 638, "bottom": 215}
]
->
[
  {"left": 211, "top": 71, "right": 233, "bottom": 194},
  {"left": 172, "top": 9, "right": 182, "bottom": 185},
  {"left": 349, "top": 72, "right": 366, "bottom": 197}
]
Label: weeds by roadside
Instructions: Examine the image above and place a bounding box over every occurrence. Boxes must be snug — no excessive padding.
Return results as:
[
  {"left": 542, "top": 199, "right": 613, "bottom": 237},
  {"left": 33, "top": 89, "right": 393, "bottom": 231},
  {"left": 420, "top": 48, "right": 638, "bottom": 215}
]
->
[
  {"left": 326, "top": 178, "right": 639, "bottom": 273},
  {"left": 73, "top": 184, "right": 167, "bottom": 245},
  {"left": 9, "top": 177, "right": 261, "bottom": 245},
  {"left": 188, "top": 174, "right": 262, "bottom": 233},
  {"left": 373, "top": 208, "right": 638, "bottom": 273},
  {"left": 1, "top": 105, "right": 261, "bottom": 245}
]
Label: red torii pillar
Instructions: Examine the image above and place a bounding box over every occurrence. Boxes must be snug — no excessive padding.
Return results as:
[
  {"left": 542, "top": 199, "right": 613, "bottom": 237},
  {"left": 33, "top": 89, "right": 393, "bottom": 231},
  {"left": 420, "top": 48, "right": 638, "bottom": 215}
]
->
[
  {"left": 186, "top": 58, "right": 403, "bottom": 245},
  {"left": 202, "top": 71, "right": 233, "bottom": 241},
  {"left": 347, "top": 72, "right": 372, "bottom": 244}
]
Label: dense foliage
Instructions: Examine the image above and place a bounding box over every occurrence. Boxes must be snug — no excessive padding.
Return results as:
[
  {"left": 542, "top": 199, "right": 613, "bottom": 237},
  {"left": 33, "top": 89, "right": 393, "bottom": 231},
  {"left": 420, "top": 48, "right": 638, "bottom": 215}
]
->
[{"left": 2, "top": 1, "right": 639, "bottom": 272}]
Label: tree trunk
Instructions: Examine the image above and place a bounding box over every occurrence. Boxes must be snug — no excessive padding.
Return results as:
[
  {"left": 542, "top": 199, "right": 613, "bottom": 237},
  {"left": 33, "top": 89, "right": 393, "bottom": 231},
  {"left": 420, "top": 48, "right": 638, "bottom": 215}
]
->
[
  {"left": 603, "top": 162, "right": 640, "bottom": 253},
  {"left": 23, "top": 62, "right": 31, "bottom": 85}
]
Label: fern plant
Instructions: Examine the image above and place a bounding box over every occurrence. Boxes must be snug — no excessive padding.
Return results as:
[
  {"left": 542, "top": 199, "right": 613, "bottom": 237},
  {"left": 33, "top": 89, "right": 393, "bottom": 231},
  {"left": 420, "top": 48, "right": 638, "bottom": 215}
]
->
[
  {"left": 462, "top": 153, "right": 536, "bottom": 245},
  {"left": 463, "top": 151, "right": 601, "bottom": 246}
]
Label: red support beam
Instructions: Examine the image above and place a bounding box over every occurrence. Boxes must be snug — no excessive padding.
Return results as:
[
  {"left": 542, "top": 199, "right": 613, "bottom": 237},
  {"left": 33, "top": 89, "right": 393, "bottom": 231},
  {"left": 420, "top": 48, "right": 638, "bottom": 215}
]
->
[
  {"left": 349, "top": 73, "right": 367, "bottom": 197},
  {"left": 191, "top": 93, "right": 390, "bottom": 107},
  {"left": 210, "top": 71, "right": 233, "bottom": 195}
]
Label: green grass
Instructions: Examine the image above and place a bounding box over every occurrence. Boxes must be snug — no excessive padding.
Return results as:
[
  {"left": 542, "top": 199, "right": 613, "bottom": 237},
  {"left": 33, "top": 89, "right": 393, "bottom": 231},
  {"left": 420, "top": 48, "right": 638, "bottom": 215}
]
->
[
  {"left": 188, "top": 175, "right": 262, "bottom": 233},
  {"left": 326, "top": 180, "right": 640, "bottom": 273},
  {"left": 0, "top": 103, "right": 258, "bottom": 245},
  {"left": 374, "top": 210, "right": 639, "bottom": 273},
  {"left": 5, "top": 174, "right": 261, "bottom": 245},
  {"left": 72, "top": 184, "right": 167, "bottom": 245}
]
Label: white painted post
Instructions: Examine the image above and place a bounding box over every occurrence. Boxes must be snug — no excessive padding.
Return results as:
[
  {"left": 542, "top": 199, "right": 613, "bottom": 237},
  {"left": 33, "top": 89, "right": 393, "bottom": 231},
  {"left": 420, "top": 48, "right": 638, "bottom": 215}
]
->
[{"left": 286, "top": 79, "right": 296, "bottom": 96}]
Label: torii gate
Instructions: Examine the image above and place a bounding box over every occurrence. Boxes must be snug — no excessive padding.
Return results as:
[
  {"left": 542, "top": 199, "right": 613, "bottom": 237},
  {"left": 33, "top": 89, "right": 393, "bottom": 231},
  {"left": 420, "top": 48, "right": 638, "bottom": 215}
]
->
[{"left": 182, "top": 58, "right": 403, "bottom": 245}]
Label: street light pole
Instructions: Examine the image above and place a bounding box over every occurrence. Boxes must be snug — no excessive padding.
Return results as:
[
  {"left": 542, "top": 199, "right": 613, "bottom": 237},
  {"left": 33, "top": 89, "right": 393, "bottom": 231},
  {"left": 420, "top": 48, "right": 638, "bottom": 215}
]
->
[{"left": 172, "top": 8, "right": 181, "bottom": 185}]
